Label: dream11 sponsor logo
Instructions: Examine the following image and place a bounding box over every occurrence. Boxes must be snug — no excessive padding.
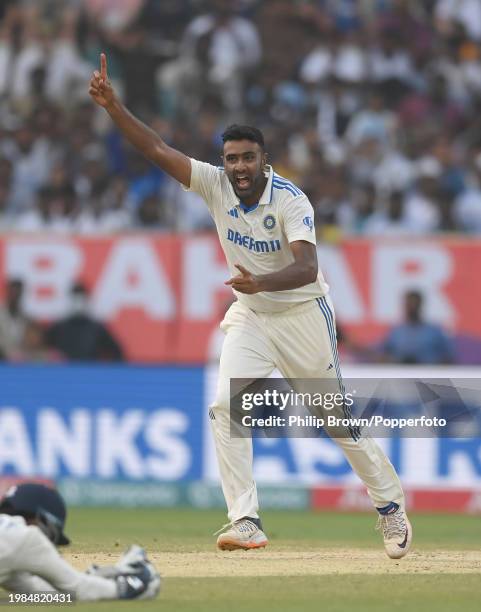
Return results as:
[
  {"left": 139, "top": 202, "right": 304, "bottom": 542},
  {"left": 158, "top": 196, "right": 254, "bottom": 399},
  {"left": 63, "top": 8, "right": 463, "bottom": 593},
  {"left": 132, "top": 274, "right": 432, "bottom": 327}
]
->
[{"left": 0, "top": 407, "right": 196, "bottom": 481}]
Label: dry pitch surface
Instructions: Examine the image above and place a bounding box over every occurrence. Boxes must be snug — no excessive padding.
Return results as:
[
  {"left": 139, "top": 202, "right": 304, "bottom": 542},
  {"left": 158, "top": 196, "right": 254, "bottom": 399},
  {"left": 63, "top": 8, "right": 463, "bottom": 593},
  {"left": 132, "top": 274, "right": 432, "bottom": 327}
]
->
[
  {"left": 66, "top": 548, "right": 481, "bottom": 577},
  {"left": 17, "top": 508, "right": 480, "bottom": 611},
  {"left": 63, "top": 506, "right": 481, "bottom": 579}
]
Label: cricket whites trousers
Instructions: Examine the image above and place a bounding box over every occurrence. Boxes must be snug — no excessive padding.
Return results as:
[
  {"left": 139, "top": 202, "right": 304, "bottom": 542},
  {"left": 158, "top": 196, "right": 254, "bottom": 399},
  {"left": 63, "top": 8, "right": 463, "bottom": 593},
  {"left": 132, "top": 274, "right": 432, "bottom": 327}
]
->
[{"left": 209, "top": 296, "right": 404, "bottom": 522}]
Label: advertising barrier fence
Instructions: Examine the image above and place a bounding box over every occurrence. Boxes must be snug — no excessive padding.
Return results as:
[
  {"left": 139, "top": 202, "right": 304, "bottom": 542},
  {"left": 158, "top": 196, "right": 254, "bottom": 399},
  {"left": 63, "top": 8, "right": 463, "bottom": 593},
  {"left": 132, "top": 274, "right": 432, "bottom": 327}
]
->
[
  {"left": 1, "top": 364, "right": 481, "bottom": 512},
  {"left": 1, "top": 235, "right": 480, "bottom": 362}
]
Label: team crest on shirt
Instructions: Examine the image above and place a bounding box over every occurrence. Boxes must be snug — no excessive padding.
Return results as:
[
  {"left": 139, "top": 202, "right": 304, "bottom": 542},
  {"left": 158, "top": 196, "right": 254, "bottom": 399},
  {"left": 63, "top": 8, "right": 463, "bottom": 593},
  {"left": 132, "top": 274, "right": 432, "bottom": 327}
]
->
[
  {"left": 263, "top": 214, "right": 276, "bottom": 231},
  {"left": 303, "top": 216, "right": 314, "bottom": 231}
]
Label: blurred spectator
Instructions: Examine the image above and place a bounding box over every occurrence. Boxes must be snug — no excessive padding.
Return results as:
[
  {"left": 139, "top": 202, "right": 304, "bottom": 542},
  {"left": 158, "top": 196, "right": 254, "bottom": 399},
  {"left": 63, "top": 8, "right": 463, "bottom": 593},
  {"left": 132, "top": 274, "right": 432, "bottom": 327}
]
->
[
  {"left": 16, "top": 185, "right": 78, "bottom": 233},
  {"left": 0, "top": 278, "right": 27, "bottom": 360},
  {"left": 397, "top": 72, "right": 466, "bottom": 137},
  {"left": 47, "top": 283, "right": 124, "bottom": 362},
  {"left": 435, "top": 0, "right": 481, "bottom": 42},
  {"left": 75, "top": 177, "right": 132, "bottom": 234},
  {"left": 1, "top": 120, "right": 58, "bottom": 212},
  {"left": 333, "top": 32, "right": 368, "bottom": 84},
  {"left": 309, "top": 162, "right": 352, "bottom": 232},
  {"left": 9, "top": 319, "right": 64, "bottom": 363},
  {"left": 430, "top": 134, "right": 465, "bottom": 198},
  {"left": 336, "top": 322, "right": 363, "bottom": 364},
  {"left": 135, "top": 194, "right": 169, "bottom": 230},
  {"left": 369, "top": 24, "right": 414, "bottom": 98},
  {"left": 345, "top": 86, "right": 396, "bottom": 148},
  {"left": 0, "top": 158, "right": 14, "bottom": 230},
  {"left": 0, "top": 4, "right": 92, "bottom": 106},
  {"left": 454, "top": 149, "right": 481, "bottom": 232},
  {"left": 0, "top": 1, "right": 481, "bottom": 236},
  {"left": 124, "top": 151, "right": 165, "bottom": 208},
  {"left": 315, "top": 75, "right": 363, "bottom": 156},
  {"left": 159, "top": 0, "right": 261, "bottom": 116},
  {"left": 102, "top": 17, "right": 164, "bottom": 115},
  {"left": 74, "top": 143, "right": 111, "bottom": 203},
  {"left": 2, "top": 0, "right": 481, "bottom": 366},
  {"left": 361, "top": 189, "right": 413, "bottom": 237},
  {"left": 161, "top": 175, "right": 214, "bottom": 231},
  {"left": 348, "top": 182, "right": 378, "bottom": 233},
  {"left": 83, "top": 0, "right": 145, "bottom": 33},
  {"left": 380, "top": 290, "right": 455, "bottom": 365},
  {"left": 403, "top": 157, "right": 443, "bottom": 234}
]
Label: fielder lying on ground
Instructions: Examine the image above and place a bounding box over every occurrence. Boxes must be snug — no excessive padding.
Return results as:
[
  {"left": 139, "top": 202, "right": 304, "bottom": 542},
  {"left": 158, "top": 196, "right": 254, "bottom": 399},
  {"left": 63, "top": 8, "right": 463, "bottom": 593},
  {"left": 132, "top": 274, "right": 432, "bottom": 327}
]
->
[{"left": 0, "top": 483, "right": 160, "bottom": 601}]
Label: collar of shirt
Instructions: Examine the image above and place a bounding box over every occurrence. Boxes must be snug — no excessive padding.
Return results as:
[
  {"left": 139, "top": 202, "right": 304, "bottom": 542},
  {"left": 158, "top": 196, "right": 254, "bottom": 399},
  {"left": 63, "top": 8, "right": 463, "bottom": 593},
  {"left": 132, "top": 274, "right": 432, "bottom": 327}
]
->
[{"left": 229, "top": 165, "right": 274, "bottom": 213}]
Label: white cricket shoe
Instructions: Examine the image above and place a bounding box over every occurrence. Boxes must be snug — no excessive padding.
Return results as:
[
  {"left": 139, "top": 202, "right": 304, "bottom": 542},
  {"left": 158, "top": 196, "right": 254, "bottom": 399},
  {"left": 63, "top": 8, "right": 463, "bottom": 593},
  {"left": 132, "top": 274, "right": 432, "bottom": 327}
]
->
[
  {"left": 216, "top": 518, "right": 268, "bottom": 551},
  {"left": 376, "top": 506, "right": 412, "bottom": 559}
]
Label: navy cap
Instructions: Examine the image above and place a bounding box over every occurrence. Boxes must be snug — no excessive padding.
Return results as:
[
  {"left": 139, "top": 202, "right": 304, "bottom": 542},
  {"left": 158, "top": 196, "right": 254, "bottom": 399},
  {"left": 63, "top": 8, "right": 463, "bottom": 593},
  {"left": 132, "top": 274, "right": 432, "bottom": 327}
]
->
[{"left": 0, "top": 483, "right": 70, "bottom": 545}]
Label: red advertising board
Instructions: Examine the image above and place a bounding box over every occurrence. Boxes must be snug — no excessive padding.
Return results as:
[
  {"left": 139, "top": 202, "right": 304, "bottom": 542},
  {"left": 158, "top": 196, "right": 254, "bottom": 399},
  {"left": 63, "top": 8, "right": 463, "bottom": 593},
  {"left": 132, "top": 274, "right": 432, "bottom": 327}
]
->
[
  {"left": 310, "top": 485, "right": 481, "bottom": 514},
  {"left": 0, "top": 235, "right": 479, "bottom": 363}
]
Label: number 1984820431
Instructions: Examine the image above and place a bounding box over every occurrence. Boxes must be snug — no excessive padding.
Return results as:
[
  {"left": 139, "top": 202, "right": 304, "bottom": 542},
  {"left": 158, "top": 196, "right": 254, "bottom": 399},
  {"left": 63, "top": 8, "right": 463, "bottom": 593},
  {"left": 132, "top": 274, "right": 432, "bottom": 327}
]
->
[{"left": 5, "top": 592, "right": 74, "bottom": 605}]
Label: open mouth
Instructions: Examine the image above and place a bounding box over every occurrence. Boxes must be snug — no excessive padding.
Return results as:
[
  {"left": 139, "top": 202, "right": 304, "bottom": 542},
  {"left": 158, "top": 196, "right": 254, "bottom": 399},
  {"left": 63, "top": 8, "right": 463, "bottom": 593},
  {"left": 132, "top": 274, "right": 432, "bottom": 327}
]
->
[{"left": 235, "top": 176, "right": 250, "bottom": 189}]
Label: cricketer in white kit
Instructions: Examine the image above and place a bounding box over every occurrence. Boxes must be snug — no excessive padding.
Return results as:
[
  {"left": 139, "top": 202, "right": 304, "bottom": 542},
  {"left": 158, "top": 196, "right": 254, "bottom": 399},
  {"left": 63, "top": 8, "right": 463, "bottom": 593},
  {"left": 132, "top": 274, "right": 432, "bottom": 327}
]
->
[
  {"left": 0, "top": 483, "right": 160, "bottom": 601},
  {"left": 89, "top": 53, "right": 412, "bottom": 560}
]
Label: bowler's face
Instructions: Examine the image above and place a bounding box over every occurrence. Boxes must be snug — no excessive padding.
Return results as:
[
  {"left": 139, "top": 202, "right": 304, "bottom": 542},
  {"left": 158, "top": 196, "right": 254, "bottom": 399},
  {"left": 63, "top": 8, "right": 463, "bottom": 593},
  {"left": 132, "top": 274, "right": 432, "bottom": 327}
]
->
[{"left": 223, "top": 140, "right": 267, "bottom": 202}]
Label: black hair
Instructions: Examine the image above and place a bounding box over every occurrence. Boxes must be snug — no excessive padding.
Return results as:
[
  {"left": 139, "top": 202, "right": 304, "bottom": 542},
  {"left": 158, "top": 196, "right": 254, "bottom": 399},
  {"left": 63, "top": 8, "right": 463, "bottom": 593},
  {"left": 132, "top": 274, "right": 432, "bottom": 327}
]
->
[
  {"left": 71, "top": 281, "right": 88, "bottom": 296},
  {"left": 222, "top": 124, "right": 265, "bottom": 150},
  {"left": 406, "top": 290, "right": 423, "bottom": 303},
  {"left": 7, "top": 278, "right": 23, "bottom": 289}
]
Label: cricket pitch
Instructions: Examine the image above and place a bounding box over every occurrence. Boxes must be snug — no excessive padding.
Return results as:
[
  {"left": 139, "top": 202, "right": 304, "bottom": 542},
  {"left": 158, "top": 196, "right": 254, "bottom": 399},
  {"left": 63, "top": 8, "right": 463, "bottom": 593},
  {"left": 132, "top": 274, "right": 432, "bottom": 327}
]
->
[{"left": 65, "top": 548, "right": 481, "bottom": 577}]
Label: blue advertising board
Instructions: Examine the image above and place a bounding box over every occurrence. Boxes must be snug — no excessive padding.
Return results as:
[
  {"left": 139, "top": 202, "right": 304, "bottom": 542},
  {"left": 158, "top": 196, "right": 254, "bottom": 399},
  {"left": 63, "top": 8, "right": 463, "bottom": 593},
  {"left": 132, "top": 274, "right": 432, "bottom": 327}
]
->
[
  {"left": 0, "top": 365, "right": 204, "bottom": 481},
  {"left": 1, "top": 365, "right": 481, "bottom": 489}
]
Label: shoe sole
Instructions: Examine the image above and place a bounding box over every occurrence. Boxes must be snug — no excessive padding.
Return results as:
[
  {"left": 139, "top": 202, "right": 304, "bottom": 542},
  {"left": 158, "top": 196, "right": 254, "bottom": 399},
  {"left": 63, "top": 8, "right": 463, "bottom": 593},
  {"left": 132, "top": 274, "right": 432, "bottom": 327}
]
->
[{"left": 217, "top": 538, "right": 268, "bottom": 551}]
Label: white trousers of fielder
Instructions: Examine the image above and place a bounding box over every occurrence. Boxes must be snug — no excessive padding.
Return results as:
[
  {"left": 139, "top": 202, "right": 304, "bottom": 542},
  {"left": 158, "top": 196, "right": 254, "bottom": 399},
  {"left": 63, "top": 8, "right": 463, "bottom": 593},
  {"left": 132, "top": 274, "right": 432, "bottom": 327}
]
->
[{"left": 209, "top": 296, "right": 404, "bottom": 523}]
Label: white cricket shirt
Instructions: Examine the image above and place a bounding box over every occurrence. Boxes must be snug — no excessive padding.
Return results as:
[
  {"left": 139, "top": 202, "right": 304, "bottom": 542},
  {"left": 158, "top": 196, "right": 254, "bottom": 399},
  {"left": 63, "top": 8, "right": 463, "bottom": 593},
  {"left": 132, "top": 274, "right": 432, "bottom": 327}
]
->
[
  {"left": 0, "top": 514, "right": 117, "bottom": 600},
  {"left": 185, "top": 159, "right": 329, "bottom": 312}
]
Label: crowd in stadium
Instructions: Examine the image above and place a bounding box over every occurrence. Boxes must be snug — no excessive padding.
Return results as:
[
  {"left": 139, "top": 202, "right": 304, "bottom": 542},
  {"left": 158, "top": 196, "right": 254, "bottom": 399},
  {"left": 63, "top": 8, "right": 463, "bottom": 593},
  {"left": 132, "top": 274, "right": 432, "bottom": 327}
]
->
[{"left": 0, "top": 0, "right": 481, "bottom": 238}]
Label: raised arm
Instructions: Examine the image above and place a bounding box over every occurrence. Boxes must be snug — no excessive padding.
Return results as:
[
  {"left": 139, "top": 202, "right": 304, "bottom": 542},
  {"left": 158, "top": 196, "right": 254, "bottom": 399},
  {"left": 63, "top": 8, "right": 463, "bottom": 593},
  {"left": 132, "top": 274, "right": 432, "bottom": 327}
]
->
[{"left": 89, "top": 53, "right": 191, "bottom": 187}]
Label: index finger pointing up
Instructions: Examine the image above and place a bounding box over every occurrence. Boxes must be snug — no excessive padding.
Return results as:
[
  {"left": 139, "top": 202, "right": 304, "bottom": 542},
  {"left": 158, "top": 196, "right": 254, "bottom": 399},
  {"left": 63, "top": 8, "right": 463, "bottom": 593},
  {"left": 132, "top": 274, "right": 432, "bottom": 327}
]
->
[{"left": 100, "top": 53, "right": 108, "bottom": 79}]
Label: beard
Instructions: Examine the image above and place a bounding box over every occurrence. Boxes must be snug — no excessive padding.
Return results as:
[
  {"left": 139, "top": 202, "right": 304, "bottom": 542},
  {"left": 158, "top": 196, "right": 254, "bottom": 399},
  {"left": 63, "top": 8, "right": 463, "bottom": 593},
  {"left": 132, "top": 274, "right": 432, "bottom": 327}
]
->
[{"left": 230, "top": 172, "right": 265, "bottom": 201}]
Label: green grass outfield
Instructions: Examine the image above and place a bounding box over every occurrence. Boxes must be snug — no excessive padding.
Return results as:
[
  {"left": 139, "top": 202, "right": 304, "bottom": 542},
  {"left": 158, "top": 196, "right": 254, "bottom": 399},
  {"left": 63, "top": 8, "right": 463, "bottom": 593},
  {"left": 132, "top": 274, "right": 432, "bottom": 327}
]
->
[{"left": 2, "top": 508, "right": 481, "bottom": 611}]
